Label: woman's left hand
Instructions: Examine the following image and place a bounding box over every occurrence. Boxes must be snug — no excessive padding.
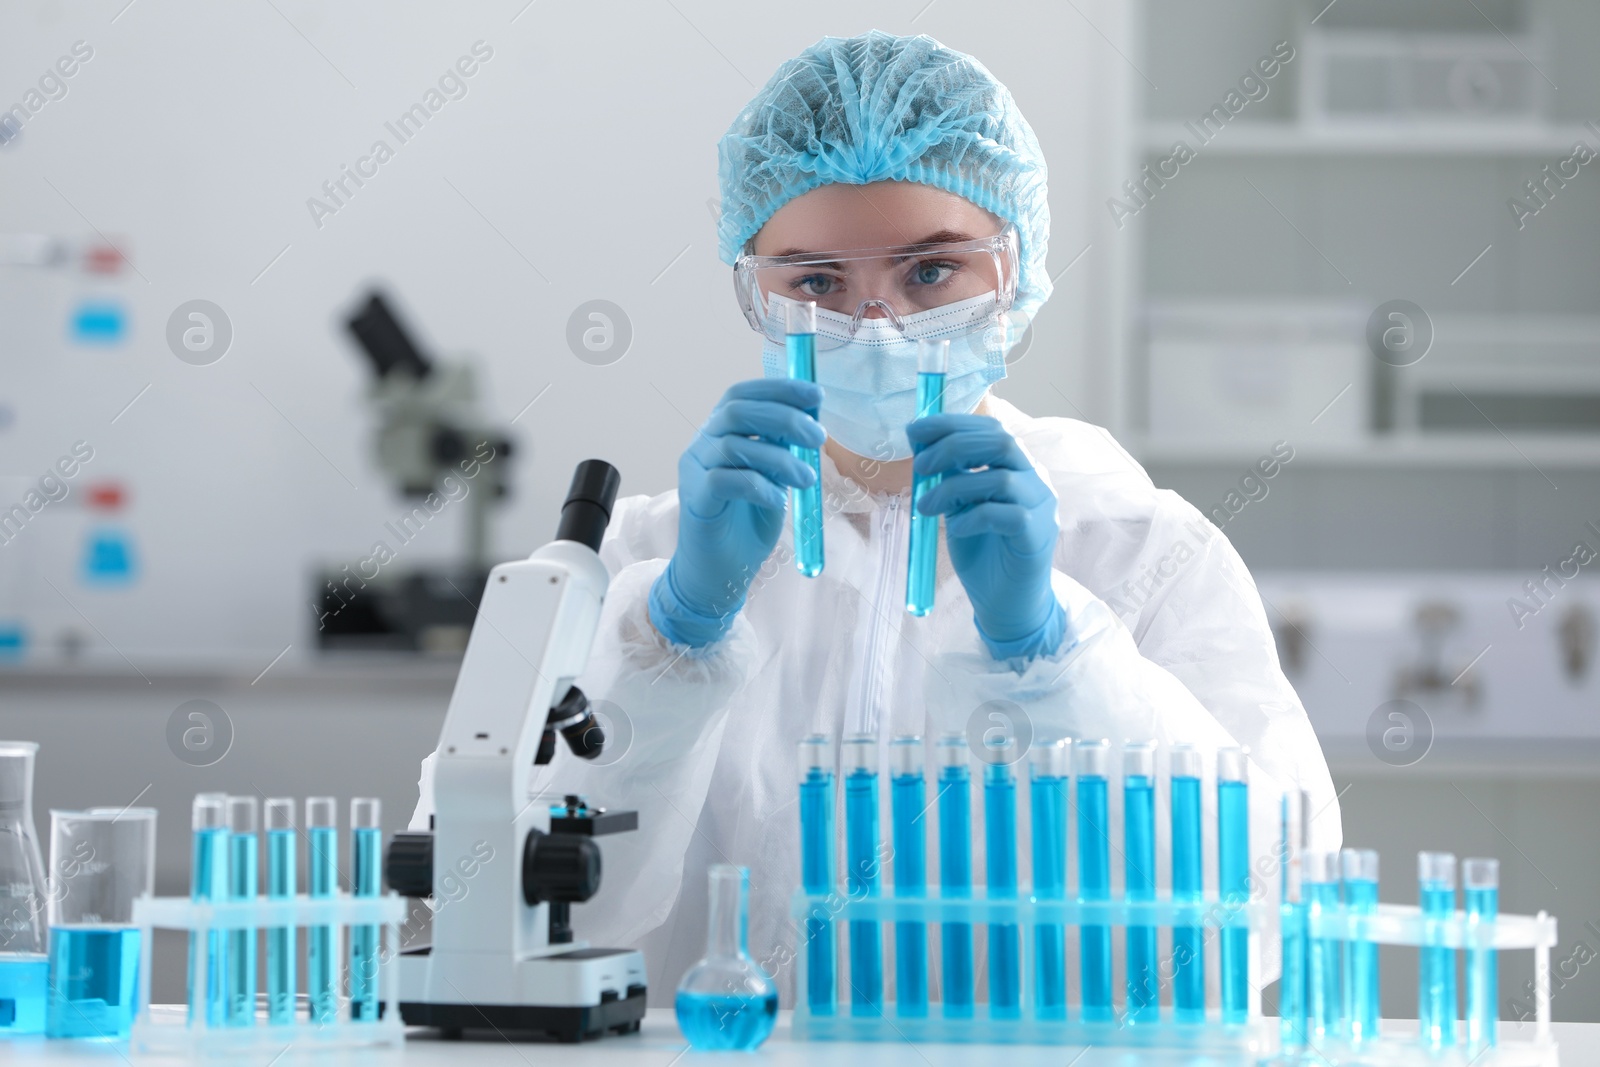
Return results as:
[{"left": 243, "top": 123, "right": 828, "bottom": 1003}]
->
[{"left": 908, "top": 413, "right": 1067, "bottom": 660}]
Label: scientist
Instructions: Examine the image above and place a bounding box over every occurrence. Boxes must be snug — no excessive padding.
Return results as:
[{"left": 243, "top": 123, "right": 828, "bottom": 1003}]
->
[{"left": 413, "top": 30, "right": 1339, "bottom": 1003}]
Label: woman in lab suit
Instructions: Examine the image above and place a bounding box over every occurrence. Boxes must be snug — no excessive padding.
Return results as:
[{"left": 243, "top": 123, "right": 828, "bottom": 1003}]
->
[{"left": 414, "top": 30, "right": 1339, "bottom": 1005}]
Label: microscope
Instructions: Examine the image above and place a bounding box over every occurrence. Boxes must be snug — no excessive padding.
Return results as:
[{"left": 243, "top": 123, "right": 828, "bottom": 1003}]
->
[{"left": 384, "top": 460, "right": 648, "bottom": 1042}]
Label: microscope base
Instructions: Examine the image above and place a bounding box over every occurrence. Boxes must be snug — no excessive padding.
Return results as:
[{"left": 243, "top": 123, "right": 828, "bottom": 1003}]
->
[{"left": 398, "top": 946, "right": 648, "bottom": 1043}]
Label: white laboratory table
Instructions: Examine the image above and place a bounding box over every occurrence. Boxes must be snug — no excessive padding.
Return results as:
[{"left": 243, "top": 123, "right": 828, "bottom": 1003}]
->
[{"left": 4, "top": 1011, "right": 1594, "bottom": 1066}]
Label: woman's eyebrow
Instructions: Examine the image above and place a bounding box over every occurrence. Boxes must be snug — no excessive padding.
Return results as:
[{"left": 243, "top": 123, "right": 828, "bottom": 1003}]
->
[{"left": 769, "top": 230, "right": 981, "bottom": 259}]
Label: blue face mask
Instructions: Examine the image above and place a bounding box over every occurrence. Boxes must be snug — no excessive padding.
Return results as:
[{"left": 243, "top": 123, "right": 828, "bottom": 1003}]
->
[{"left": 761, "top": 291, "right": 1013, "bottom": 461}]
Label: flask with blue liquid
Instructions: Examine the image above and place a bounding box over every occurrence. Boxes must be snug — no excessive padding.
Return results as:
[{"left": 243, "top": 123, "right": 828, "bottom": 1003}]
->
[{"left": 675, "top": 865, "right": 778, "bottom": 1051}]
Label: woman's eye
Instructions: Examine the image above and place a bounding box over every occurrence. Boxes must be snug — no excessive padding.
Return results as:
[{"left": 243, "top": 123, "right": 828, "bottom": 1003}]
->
[
  {"left": 794, "top": 274, "right": 836, "bottom": 297},
  {"left": 912, "top": 260, "right": 958, "bottom": 286}
]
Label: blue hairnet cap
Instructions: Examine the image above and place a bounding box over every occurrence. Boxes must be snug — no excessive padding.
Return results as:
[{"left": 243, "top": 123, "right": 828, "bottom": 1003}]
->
[{"left": 717, "top": 30, "right": 1052, "bottom": 325}]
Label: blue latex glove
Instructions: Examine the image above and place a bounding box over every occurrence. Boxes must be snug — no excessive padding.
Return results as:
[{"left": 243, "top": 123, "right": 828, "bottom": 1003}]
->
[
  {"left": 907, "top": 413, "right": 1068, "bottom": 662},
  {"left": 649, "top": 378, "right": 825, "bottom": 647}
]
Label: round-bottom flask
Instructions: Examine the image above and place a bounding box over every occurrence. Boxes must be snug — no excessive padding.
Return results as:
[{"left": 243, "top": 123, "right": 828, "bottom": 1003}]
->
[{"left": 674, "top": 865, "right": 778, "bottom": 1051}]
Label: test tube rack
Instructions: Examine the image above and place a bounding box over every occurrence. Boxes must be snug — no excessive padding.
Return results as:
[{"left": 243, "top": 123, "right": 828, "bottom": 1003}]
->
[
  {"left": 129, "top": 892, "right": 405, "bottom": 1057},
  {"left": 789, "top": 889, "right": 1271, "bottom": 1051},
  {"left": 1271, "top": 903, "right": 1560, "bottom": 1067}
]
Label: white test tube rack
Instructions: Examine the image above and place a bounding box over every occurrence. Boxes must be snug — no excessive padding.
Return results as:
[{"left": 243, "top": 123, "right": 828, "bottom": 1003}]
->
[
  {"left": 789, "top": 889, "right": 1273, "bottom": 1051},
  {"left": 129, "top": 892, "right": 405, "bottom": 1057},
  {"left": 1270, "top": 903, "right": 1560, "bottom": 1067}
]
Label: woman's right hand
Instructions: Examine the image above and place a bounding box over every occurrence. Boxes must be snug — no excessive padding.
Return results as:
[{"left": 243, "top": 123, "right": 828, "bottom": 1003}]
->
[{"left": 647, "top": 378, "right": 825, "bottom": 647}]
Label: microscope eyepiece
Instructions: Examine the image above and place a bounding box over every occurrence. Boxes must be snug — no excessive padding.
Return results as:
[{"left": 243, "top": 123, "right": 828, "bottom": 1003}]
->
[
  {"left": 555, "top": 460, "right": 620, "bottom": 553},
  {"left": 539, "top": 685, "right": 605, "bottom": 763}
]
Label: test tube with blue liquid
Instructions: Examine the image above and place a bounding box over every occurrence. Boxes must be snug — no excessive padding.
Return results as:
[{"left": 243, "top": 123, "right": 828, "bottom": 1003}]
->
[
  {"left": 842, "top": 735, "right": 881, "bottom": 1016},
  {"left": 1466, "top": 857, "right": 1499, "bottom": 1054},
  {"left": 350, "top": 798, "right": 382, "bottom": 1022},
  {"left": 1305, "top": 850, "right": 1343, "bottom": 1043},
  {"left": 786, "top": 300, "right": 823, "bottom": 578},
  {"left": 1342, "top": 848, "right": 1380, "bottom": 1046},
  {"left": 1169, "top": 744, "right": 1205, "bottom": 1023},
  {"left": 189, "top": 793, "right": 228, "bottom": 1027},
  {"left": 264, "top": 798, "right": 296, "bottom": 1026},
  {"left": 1028, "top": 739, "right": 1070, "bottom": 1020},
  {"left": 1418, "top": 851, "right": 1457, "bottom": 1051},
  {"left": 983, "top": 736, "right": 1020, "bottom": 1018},
  {"left": 797, "top": 736, "right": 836, "bottom": 1015},
  {"left": 1075, "top": 739, "right": 1112, "bottom": 1022},
  {"left": 225, "top": 796, "right": 259, "bottom": 1027},
  {"left": 1123, "top": 740, "right": 1158, "bottom": 1023},
  {"left": 905, "top": 338, "right": 948, "bottom": 616},
  {"left": 936, "top": 733, "right": 973, "bottom": 1018},
  {"left": 306, "top": 797, "right": 338, "bottom": 1024},
  {"left": 1216, "top": 746, "right": 1250, "bottom": 1024},
  {"left": 1279, "top": 789, "right": 1308, "bottom": 1050},
  {"left": 889, "top": 736, "right": 927, "bottom": 1018}
]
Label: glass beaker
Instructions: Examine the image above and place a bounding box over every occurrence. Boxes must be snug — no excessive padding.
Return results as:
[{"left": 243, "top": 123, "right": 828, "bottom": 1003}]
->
[
  {"left": 0, "top": 742, "right": 49, "bottom": 1036},
  {"left": 46, "top": 807, "right": 156, "bottom": 1039},
  {"left": 674, "top": 865, "right": 777, "bottom": 1051}
]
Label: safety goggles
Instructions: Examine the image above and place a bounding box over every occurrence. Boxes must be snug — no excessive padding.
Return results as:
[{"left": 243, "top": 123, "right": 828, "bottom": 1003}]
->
[{"left": 734, "top": 226, "right": 1019, "bottom": 348}]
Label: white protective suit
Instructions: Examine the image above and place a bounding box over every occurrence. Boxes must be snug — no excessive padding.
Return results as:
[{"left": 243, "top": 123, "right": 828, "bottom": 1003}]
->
[{"left": 411, "top": 394, "right": 1341, "bottom": 1009}]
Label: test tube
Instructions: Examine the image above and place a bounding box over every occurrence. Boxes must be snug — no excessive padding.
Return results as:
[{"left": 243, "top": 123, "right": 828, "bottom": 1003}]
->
[
  {"left": 1465, "top": 857, "right": 1499, "bottom": 1054},
  {"left": 225, "top": 796, "right": 259, "bottom": 1027},
  {"left": 1169, "top": 744, "right": 1206, "bottom": 1023},
  {"left": 189, "top": 793, "right": 228, "bottom": 1027},
  {"left": 1076, "top": 739, "right": 1112, "bottom": 1022},
  {"left": 983, "top": 738, "right": 1021, "bottom": 1018},
  {"left": 905, "top": 338, "right": 948, "bottom": 616},
  {"left": 1342, "top": 848, "right": 1380, "bottom": 1046},
  {"left": 842, "top": 736, "right": 881, "bottom": 1016},
  {"left": 1279, "top": 789, "right": 1308, "bottom": 1050},
  {"left": 1028, "top": 739, "right": 1070, "bottom": 1020},
  {"left": 350, "top": 798, "right": 382, "bottom": 1022},
  {"left": 1123, "top": 741, "right": 1159, "bottom": 1023},
  {"left": 797, "top": 736, "right": 836, "bottom": 1016},
  {"left": 264, "top": 798, "right": 296, "bottom": 1026},
  {"left": 1418, "top": 851, "right": 1458, "bottom": 1051},
  {"left": 889, "top": 737, "right": 927, "bottom": 1018},
  {"left": 936, "top": 734, "right": 973, "bottom": 1017},
  {"left": 1305, "top": 850, "right": 1343, "bottom": 1043},
  {"left": 306, "top": 797, "right": 338, "bottom": 1024},
  {"left": 786, "top": 300, "right": 824, "bottom": 578},
  {"left": 1217, "top": 747, "right": 1250, "bottom": 1025}
]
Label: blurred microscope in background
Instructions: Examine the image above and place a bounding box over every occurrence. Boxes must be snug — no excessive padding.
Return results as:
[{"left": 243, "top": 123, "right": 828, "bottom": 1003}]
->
[{"left": 313, "top": 290, "right": 515, "bottom": 654}]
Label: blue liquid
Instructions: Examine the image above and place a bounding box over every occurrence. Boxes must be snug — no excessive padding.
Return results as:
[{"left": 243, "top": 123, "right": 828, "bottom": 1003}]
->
[
  {"left": 1344, "top": 877, "right": 1379, "bottom": 1045},
  {"left": 1467, "top": 886, "right": 1497, "bottom": 1052},
  {"left": 1076, "top": 773, "right": 1111, "bottom": 1022},
  {"left": 308, "top": 825, "right": 338, "bottom": 1024},
  {"left": 1280, "top": 900, "right": 1308, "bottom": 1049},
  {"left": 891, "top": 771, "right": 927, "bottom": 1018},
  {"left": 676, "top": 989, "right": 778, "bottom": 1051},
  {"left": 984, "top": 763, "right": 1020, "bottom": 1018},
  {"left": 1124, "top": 773, "right": 1158, "bottom": 1023},
  {"left": 188, "top": 825, "right": 228, "bottom": 1026},
  {"left": 227, "top": 832, "right": 258, "bottom": 1027},
  {"left": 1217, "top": 779, "right": 1250, "bottom": 1024},
  {"left": 1306, "top": 879, "right": 1342, "bottom": 1041},
  {"left": 1420, "top": 880, "right": 1456, "bottom": 1050},
  {"left": 0, "top": 953, "right": 48, "bottom": 1034},
  {"left": 844, "top": 768, "right": 882, "bottom": 1016},
  {"left": 937, "top": 764, "right": 973, "bottom": 1018},
  {"left": 799, "top": 769, "right": 836, "bottom": 1015},
  {"left": 1030, "top": 773, "right": 1068, "bottom": 1020},
  {"left": 1171, "top": 775, "right": 1205, "bottom": 1023},
  {"left": 46, "top": 926, "right": 140, "bottom": 1038},
  {"left": 787, "top": 332, "right": 824, "bottom": 578},
  {"left": 350, "top": 827, "right": 382, "bottom": 1022},
  {"left": 267, "top": 828, "right": 296, "bottom": 1025},
  {"left": 905, "top": 371, "right": 945, "bottom": 616}
]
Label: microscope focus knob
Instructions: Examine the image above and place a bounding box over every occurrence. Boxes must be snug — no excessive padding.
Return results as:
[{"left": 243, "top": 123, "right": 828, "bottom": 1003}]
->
[
  {"left": 521, "top": 829, "right": 601, "bottom": 905},
  {"left": 385, "top": 831, "right": 434, "bottom": 898}
]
